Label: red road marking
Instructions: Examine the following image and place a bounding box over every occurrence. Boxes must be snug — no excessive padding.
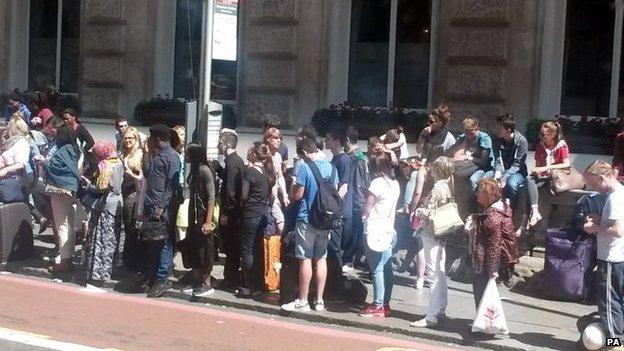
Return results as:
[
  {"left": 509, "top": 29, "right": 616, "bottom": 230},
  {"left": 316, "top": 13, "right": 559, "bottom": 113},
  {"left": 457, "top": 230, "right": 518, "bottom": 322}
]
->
[{"left": 0, "top": 275, "right": 459, "bottom": 351}]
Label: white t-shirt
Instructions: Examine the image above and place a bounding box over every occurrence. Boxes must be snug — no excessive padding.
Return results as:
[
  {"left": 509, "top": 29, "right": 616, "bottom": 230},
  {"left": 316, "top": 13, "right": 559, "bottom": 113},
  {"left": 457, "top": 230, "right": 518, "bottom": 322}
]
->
[
  {"left": 2, "top": 138, "right": 30, "bottom": 167},
  {"left": 367, "top": 176, "right": 400, "bottom": 226},
  {"left": 399, "top": 133, "right": 409, "bottom": 159},
  {"left": 598, "top": 184, "right": 624, "bottom": 262}
]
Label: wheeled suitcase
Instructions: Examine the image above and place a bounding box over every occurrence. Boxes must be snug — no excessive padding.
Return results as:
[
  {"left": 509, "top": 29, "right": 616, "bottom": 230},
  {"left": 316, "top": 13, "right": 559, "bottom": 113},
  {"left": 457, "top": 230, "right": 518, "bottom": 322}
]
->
[
  {"left": 542, "top": 228, "right": 595, "bottom": 301},
  {"left": 0, "top": 202, "right": 34, "bottom": 262}
]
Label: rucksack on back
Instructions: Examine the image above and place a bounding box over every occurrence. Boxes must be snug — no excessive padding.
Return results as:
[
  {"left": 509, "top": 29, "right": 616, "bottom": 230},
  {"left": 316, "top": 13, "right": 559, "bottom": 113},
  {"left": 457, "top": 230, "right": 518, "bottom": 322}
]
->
[{"left": 306, "top": 161, "right": 343, "bottom": 230}]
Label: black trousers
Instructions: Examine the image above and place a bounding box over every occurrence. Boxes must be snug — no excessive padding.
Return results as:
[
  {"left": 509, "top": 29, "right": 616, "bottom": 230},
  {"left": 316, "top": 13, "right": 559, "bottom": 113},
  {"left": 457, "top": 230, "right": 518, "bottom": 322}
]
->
[
  {"left": 122, "top": 192, "right": 143, "bottom": 272},
  {"left": 220, "top": 213, "right": 241, "bottom": 285},
  {"left": 327, "top": 221, "right": 345, "bottom": 294},
  {"left": 240, "top": 215, "right": 267, "bottom": 290}
]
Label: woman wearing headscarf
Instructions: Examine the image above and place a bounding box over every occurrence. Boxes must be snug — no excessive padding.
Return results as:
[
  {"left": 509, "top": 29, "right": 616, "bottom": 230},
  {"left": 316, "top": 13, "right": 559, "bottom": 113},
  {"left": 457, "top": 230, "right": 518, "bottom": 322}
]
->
[{"left": 82, "top": 141, "right": 123, "bottom": 283}]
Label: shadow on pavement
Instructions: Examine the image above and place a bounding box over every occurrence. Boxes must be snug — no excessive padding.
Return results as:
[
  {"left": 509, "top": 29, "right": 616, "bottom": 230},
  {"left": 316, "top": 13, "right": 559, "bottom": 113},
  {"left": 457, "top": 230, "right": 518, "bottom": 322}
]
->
[{"left": 510, "top": 332, "right": 579, "bottom": 351}]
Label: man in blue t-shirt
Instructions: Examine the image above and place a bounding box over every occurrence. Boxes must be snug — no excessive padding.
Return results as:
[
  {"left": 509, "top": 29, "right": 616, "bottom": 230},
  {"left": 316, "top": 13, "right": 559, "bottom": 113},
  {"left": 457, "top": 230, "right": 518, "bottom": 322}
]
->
[
  {"left": 325, "top": 129, "right": 354, "bottom": 283},
  {"left": 281, "top": 138, "right": 338, "bottom": 313}
]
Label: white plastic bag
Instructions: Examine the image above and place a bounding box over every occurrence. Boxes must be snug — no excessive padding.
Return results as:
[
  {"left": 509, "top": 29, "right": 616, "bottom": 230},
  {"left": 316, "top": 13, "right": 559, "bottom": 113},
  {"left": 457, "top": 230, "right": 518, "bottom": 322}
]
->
[{"left": 472, "top": 277, "right": 509, "bottom": 335}]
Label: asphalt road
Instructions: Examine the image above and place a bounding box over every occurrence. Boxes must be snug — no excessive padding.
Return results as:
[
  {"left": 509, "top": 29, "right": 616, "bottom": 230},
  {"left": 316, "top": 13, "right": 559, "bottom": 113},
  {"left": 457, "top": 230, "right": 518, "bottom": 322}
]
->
[{"left": 0, "top": 274, "right": 462, "bottom": 351}]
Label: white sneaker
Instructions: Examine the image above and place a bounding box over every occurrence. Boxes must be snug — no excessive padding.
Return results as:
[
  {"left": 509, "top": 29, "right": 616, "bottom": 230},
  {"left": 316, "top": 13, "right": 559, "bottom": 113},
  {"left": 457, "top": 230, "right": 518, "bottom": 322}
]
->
[
  {"left": 415, "top": 277, "right": 424, "bottom": 290},
  {"left": 281, "top": 299, "right": 311, "bottom": 312},
  {"left": 314, "top": 299, "right": 325, "bottom": 312}
]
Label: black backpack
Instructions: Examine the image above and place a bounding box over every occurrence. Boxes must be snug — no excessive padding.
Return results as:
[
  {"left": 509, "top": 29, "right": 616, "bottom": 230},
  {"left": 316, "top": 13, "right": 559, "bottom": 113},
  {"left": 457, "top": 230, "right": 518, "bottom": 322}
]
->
[{"left": 306, "top": 161, "right": 343, "bottom": 230}]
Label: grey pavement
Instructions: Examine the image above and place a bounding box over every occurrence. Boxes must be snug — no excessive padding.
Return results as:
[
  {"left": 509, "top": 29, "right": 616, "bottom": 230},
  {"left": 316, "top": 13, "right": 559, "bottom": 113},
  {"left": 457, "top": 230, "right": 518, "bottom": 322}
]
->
[{"left": 1, "top": 225, "right": 595, "bottom": 351}]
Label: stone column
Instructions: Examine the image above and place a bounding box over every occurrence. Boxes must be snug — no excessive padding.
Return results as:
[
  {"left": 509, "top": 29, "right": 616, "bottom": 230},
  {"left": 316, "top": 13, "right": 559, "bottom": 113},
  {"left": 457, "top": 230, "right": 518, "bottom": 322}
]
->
[
  {"left": 81, "top": 0, "right": 155, "bottom": 121},
  {"left": 0, "top": 0, "right": 8, "bottom": 91},
  {"left": 237, "top": 0, "right": 329, "bottom": 128},
  {"left": 435, "top": 0, "right": 539, "bottom": 132}
]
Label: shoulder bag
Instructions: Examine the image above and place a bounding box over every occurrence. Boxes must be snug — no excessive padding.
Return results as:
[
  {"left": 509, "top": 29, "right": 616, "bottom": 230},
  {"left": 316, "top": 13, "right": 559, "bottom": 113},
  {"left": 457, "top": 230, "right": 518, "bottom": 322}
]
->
[
  {"left": 550, "top": 168, "right": 585, "bottom": 194},
  {"left": 365, "top": 178, "right": 397, "bottom": 252},
  {"left": 139, "top": 218, "right": 169, "bottom": 242},
  {"left": 429, "top": 176, "right": 464, "bottom": 237}
]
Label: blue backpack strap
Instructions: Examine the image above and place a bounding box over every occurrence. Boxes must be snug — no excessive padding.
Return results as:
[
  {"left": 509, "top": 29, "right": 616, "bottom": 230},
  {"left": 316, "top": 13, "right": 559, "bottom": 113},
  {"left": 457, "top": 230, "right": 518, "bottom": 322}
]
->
[{"left": 305, "top": 160, "right": 323, "bottom": 187}]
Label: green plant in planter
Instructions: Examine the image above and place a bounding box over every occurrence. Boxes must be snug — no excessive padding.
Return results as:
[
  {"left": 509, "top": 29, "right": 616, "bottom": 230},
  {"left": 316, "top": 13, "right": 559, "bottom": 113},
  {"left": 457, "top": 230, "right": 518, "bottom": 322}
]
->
[
  {"left": 311, "top": 103, "right": 428, "bottom": 142},
  {"left": 525, "top": 118, "right": 550, "bottom": 147},
  {"left": 135, "top": 95, "right": 188, "bottom": 126}
]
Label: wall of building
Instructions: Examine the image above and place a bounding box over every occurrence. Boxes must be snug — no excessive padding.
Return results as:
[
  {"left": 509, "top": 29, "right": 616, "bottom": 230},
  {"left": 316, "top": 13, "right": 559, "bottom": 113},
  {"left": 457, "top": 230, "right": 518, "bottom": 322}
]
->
[
  {"left": 0, "top": 0, "right": 8, "bottom": 92},
  {"left": 237, "top": 0, "right": 331, "bottom": 129},
  {"left": 80, "top": 0, "right": 157, "bottom": 121},
  {"left": 0, "top": 0, "right": 29, "bottom": 93},
  {"left": 434, "top": 0, "right": 540, "bottom": 133}
]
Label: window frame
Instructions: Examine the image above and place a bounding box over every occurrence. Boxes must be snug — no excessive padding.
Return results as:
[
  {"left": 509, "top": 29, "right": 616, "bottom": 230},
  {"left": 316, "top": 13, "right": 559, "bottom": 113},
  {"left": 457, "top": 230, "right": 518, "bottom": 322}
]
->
[
  {"left": 347, "top": 0, "right": 438, "bottom": 112},
  {"left": 27, "top": 0, "right": 80, "bottom": 94},
  {"left": 545, "top": 0, "right": 624, "bottom": 118}
]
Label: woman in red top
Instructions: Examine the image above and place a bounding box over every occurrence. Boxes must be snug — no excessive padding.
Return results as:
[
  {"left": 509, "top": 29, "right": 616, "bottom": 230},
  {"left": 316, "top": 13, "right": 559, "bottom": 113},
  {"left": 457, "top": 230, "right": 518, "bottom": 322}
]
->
[{"left": 527, "top": 121, "right": 570, "bottom": 228}]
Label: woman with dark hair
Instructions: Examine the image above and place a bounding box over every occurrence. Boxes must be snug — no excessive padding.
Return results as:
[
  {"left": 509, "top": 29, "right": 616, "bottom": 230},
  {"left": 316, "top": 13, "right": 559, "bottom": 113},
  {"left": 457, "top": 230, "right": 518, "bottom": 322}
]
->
[
  {"left": 179, "top": 143, "right": 216, "bottom": 297},
  {"left": 381, "top": 126, "right": 409, "bottom": 159},
  {"left": 237, "top": 141, "right": 275, "bottom": 297},
  {"left": 61, "top": 108, "right": 94, "bottom": 154},
  {"left": 82, "top": 141, "right": 123, "bottom": 283},
  {"left": 36, "top": 124, "right": 82, "bottom": 273},
  {"left": 359, "top": 151, "right": 400, "bottom": 318},
  {"left": 409, "top": 104, "right": 456, "bottom": 212},
  {"left": 29, "top": 91, "right": 54, "bottom": 128},
  {"left": 471, "top": 178, "right": 518, "bottom": 308}
]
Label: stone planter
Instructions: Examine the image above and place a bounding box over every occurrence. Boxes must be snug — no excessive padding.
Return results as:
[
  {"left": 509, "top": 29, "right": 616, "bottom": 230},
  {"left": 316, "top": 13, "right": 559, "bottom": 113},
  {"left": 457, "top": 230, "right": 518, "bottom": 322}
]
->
[{"left": 137, "top": 109, "right": 185, "bottom": 127}]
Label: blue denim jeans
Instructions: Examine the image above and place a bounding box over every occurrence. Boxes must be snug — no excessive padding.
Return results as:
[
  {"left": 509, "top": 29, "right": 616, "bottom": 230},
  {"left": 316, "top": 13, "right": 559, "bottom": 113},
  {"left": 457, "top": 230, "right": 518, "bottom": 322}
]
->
[
  {"left": 504, "top": 172, "right": 527, "bottom": 205},
  {"left": 155, "top": 237, "right": 174, "bottom": 280},
  {"left": 365, "top": 247, "right": 393, "bottom": 307},
  {"left": 469, "top": 170, "right": 495, "bottom": 192}
]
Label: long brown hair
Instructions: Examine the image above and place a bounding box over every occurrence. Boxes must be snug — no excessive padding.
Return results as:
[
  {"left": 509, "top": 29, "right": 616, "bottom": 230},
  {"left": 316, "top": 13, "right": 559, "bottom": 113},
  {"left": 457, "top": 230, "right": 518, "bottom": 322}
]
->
[
  {"left": 250, "top": 141, "right": 276, "bottom": 189},
  {"left": 477, "top": 178, "right": 502, "bottom": 209}
]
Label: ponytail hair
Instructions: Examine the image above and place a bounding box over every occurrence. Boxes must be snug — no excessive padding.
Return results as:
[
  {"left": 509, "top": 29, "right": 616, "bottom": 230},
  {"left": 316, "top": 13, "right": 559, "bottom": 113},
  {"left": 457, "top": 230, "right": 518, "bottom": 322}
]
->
[
  {"left": 541, "top": 121, "right": 564, "bottom": 142},
  {"left": 251, "top": 141, "right": 276, "bottom": 189}
]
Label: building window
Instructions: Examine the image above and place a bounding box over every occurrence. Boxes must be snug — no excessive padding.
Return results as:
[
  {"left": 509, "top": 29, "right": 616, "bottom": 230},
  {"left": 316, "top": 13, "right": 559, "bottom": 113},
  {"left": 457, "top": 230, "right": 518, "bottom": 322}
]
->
[
  {"left": 173, "top": 0, "right": 238, "bottom": 101},
  {"left": 561, "top": 0, "right": 624, "bottom": 117},
  {"left": 348, "top": 0, "right": 432, "bottom": 109},
  {"left": 28, "top": 0, "right": 81, "bottom": 93}
]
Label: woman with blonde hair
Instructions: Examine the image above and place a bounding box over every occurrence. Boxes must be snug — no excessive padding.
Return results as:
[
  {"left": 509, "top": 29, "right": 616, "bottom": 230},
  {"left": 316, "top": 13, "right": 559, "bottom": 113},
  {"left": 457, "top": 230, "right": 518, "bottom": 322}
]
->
[
  {"left": 527, "top": 121, "right": 570, "bottom": 228},
  {"left": 120, "top": 127, "right": 145, "bottom": 271},
  {"left": 0, "top": 116, "right": 34, "bottom": 203},
  {"left": 411, "top": 156, "right": 455, "bottom": 328},
  {"left": 264, "top": 127, "right": 289, "bottom": 235}
]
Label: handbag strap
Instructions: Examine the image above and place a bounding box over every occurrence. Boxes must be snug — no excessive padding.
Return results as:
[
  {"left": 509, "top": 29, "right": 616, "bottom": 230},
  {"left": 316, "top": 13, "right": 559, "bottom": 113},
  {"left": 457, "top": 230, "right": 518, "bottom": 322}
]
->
[{"left": 449, "top": 175, "right": 456, "bottom": 202}]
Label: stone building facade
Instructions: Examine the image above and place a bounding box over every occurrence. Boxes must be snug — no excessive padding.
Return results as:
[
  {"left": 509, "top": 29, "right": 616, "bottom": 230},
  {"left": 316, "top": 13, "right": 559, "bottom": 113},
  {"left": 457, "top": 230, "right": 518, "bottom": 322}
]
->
[{"left": 0, "top": 0, "right": 615, "bottom": 133}]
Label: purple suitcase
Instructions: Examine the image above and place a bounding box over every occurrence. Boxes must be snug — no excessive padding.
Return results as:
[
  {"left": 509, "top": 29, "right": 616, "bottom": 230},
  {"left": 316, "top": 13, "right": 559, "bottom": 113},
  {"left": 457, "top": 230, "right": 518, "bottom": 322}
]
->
[{"left": 542, "top": 228, "right": 595, "bottom": 301}]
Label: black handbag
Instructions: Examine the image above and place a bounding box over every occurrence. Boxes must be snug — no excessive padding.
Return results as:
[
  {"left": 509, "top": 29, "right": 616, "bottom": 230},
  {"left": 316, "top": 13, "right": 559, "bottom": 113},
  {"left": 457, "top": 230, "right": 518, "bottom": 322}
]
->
[
  {"left": 78, "top": 186, "right": 109, "bottom": 211},
  {"left": 138, "top": 219, "right": 169, "bottom": 241}
]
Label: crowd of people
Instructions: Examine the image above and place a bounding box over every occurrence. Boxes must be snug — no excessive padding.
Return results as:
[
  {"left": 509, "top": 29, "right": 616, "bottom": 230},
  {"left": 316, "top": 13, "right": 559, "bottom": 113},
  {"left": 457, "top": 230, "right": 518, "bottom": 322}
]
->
[{"left": 3, "top": 89, "right": 624, "bottom": 344}]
